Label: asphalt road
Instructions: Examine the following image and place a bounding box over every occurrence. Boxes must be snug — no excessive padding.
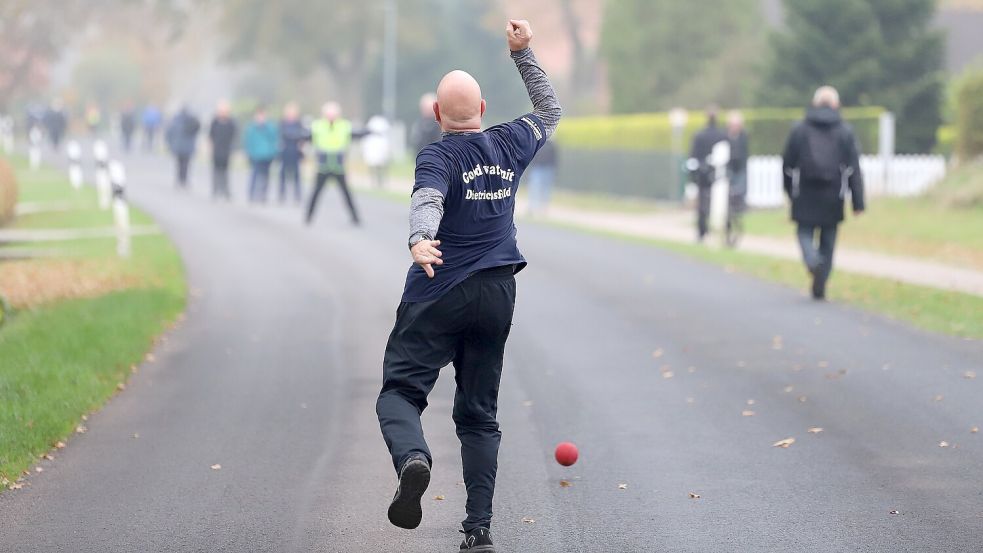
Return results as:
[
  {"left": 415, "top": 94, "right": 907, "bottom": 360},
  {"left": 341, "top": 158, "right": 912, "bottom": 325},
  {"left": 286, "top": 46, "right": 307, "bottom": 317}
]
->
[{"left": 2, "top": 151, "right": 982, "bottom": 552}]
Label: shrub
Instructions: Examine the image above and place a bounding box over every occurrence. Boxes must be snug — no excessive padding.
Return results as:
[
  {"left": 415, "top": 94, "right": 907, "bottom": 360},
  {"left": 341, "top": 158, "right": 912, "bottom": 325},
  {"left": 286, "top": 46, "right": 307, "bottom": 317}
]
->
[
  {"left": 955, "top": 71, "right": 983, "bottom": 162},
  {"left": 554, "top": 107, "right": 884, "bottom": 156},
  {"left": 0, "top": 157, "right": 17, "bottom": 226}
]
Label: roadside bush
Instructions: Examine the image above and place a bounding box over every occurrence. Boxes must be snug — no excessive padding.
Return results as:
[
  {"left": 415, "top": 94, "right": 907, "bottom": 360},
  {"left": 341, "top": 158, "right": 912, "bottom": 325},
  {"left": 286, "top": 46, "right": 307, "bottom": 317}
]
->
[
  {"left": 554, "top": 107, "right": 884, "bottom": 156},
  {"left": 955, "top": 70, "right": 983, "bottom": 162},
  {"left": 0, "top": 157, "right": 17, "bottom": 226},
  {"left": 935, "top": 125, "right": 956, "bottom": 157}
]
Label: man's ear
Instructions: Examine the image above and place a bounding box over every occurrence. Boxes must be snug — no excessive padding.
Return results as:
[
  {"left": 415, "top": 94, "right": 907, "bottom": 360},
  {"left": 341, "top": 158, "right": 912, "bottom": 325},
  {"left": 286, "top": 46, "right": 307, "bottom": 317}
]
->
[
  {"left": 480, "top": 99, "right": 486, "bottom": 117},
  {"left": 433, "top": 102, "right": 441, "bottom": 123}
]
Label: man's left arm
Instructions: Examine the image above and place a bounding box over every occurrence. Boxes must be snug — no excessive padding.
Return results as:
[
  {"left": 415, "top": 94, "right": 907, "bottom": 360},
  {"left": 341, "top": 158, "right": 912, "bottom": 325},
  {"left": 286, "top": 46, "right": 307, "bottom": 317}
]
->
[
  {"left": 845, "top": 127, "right": 865, "bottom": 214},
  {"left": 507, "top": 20, "right": 562, "bottom": 138}
]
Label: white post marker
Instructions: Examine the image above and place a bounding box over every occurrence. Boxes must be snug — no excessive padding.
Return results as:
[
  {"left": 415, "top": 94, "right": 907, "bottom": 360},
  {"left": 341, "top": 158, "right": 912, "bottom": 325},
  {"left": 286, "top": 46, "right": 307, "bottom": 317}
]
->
[
  {"left": 29, "top": 127, "right": 43, "bottom": 169},
  {"left": 0, "top": 116, "right": 13, "bottom": 154},
  {"left": 67, "top": 140, "right": 84, "bottom": 189},
  {"left": 708, "top": 140, "right": 731, "bottom": 231},
  {"left": 878, "top": 111, "right": 896, "bottom": 194},
  {"left": 94, "top": 140, "right": 111, "bottom": 209},
  {"left": 109, "top": 160, "right": 131, "bottom": 258}
]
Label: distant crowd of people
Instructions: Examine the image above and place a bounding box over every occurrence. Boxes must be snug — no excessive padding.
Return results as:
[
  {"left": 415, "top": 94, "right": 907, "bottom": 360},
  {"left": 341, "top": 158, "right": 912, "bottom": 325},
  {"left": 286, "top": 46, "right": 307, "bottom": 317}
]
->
[{"left": 688, "top": 85, "right": 864, "bottom": 299}]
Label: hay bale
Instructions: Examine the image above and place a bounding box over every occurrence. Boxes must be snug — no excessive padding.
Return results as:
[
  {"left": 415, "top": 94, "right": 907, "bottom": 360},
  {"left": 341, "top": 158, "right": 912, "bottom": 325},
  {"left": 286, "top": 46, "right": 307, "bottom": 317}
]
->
[{"left": 0, "top": 157, "right": 17, "bottom": 226}]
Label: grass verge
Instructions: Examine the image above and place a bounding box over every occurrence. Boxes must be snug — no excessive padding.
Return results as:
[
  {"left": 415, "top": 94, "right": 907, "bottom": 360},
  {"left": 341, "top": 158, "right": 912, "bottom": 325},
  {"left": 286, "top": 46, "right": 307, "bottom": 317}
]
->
[{"left": 0, "top": 156, "right": 186, "bottom": 485}]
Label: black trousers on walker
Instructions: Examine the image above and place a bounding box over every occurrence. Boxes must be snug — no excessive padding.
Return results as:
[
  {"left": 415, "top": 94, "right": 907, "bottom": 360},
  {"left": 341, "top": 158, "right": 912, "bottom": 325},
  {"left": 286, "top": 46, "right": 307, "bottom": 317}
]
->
[
  {"left": 305, "top": 171, "right": 360, "bottom": 225},
  {"left": 377, "top": 265, "right": 516, "bottom": 532}
]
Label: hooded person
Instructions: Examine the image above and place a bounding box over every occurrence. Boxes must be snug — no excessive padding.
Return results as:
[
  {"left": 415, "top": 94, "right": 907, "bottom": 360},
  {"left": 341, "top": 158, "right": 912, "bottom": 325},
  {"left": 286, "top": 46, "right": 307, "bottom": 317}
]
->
[{"left": 782, "top": 86, "right": 865, "bottom": 299}]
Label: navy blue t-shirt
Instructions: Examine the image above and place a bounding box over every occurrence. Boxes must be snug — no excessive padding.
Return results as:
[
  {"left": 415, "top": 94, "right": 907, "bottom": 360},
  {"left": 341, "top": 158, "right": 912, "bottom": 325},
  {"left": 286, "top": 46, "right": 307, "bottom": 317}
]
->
[{"left": 401, "top": 113, "right": 548, "bottom": 303}]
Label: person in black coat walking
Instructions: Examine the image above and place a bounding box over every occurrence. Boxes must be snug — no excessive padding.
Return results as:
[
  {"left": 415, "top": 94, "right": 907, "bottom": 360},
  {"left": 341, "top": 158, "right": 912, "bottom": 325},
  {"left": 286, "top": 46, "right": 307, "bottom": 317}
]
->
[
  {"left": 209, "top": 100, "right": 238, "bottom": 200},
  {"left": 278, "top": 102, "right": 308, "bottom": 204},
  {"left": 689, "top": 107, "right": 728, "bottom": 241},
  {"left": 782, "top": 86, "right": 865, "bottom": 300},
  {"left": 166, "top": 106, "right": 201, "bottom": 188}
]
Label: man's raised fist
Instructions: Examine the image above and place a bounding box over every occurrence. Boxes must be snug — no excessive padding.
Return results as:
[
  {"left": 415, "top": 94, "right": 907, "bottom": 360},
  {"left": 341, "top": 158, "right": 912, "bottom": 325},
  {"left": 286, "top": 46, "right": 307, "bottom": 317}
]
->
[{"left": 506, "top": 19, "right": 533, "bottom": 52}]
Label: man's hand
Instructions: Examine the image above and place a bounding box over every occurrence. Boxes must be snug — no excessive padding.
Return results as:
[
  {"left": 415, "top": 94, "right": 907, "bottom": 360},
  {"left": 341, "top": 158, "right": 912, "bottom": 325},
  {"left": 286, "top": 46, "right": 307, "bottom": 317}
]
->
[
  {"left": 506, "top": 19, "right": 533, "bottom": 51},
  {"left": 411, "top": 239, "right": 443, "bottom": 279}
]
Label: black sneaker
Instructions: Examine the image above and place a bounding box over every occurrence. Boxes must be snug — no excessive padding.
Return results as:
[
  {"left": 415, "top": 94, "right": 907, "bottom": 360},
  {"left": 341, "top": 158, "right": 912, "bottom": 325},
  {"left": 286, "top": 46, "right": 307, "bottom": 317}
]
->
[
  {"left": 387, "top": 456, "right": 431, "bottom": 529},
  {"left": 460, "top": 527, "right": 496, "bottom": 552}
]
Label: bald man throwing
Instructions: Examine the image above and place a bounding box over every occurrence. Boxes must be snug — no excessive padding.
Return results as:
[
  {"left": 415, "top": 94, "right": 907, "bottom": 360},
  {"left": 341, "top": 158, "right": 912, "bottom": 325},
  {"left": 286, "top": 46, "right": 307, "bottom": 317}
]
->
[{"left": 376, "top": 19, "right": 561, "bottom": 552}]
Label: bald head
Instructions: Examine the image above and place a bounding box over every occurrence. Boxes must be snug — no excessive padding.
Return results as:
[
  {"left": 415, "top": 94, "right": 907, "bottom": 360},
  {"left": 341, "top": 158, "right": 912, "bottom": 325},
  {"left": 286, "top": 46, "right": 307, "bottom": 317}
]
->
[
  {"left": 435, "top": 70, "right": 485, "bottom": 132},
  {"left": 813, "top": 86, "right": 841, "bottom": 109}
]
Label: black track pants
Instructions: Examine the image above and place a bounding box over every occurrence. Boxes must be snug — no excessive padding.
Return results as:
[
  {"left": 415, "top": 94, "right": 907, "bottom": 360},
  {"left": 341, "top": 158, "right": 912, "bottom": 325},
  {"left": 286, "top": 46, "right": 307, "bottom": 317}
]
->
[{"left": 377, "top": 265, "right": 516, "bottom": 532}]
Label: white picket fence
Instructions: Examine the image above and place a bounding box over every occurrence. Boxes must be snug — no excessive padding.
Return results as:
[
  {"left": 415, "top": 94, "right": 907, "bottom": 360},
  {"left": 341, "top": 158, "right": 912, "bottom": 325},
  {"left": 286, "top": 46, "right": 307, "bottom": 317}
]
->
[{"left": 746, "top": 154, "right": 947, "bottom": 208}]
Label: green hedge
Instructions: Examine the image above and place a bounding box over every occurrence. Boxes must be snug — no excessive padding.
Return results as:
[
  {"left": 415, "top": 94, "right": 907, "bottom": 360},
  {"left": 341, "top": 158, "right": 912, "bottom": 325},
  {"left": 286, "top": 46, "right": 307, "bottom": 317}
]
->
[
  {"left": 956, "top": 71, "right": 983, "bottom": 162},
  {"left": 554, "top": 107, "right": 885, "bottom": 156},
  {"left": 936, "top": 125, "right": 956, "bottom": 157},
  {"left": 0, "top": 158, "right": 16, "bottom": 226}
]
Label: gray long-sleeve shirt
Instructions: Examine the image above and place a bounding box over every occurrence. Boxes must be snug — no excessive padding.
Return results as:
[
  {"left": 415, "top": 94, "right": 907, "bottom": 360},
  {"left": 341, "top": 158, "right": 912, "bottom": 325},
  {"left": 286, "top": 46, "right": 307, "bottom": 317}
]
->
[{"left": 408, "top": 47, "right": 562, "bottom": 247}]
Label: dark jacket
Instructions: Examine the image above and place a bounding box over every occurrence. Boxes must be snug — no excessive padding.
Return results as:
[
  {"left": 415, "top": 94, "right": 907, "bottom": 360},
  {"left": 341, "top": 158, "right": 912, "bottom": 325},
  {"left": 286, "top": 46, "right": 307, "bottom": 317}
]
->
[
  {"left": 782, "top": 106, "right": 864, "bottom": 226},
  {"left": 209, "top": 117, "right": 238, "bottom": 159},
  {"left": 279, "top": 119, "right": 309, "bottom": 162},
  {"left": 410, "top": 116, "right": 442, "bottom": 154},
  {"left": 728, "top": 130, "right": 749, "bottom": 172},
  {"left": 166, "top": 110, "right": 201, "bottom": 156},
  {"left": 689, "top": 122, "right": 728, "bottom": 187}
]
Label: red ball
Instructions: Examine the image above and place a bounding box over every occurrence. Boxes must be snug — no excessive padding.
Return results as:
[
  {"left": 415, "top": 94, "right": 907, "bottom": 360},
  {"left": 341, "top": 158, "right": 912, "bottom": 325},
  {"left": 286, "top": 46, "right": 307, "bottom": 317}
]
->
[{"left": 554, "top": 442, "right": 579, "bottom": 466}]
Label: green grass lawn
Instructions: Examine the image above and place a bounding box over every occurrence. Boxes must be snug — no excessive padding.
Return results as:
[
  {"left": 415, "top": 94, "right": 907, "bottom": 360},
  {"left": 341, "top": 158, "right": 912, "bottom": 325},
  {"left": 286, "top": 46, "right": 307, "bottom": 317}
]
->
[
  {"left": 543, "top": 220, "right": 983, "bottom": 340},
  {"left": 0, "top": 156, "right": 186, "bottom": 486},
  {"left": 743, "top": 162, "right": 983, "bottom": 270}
]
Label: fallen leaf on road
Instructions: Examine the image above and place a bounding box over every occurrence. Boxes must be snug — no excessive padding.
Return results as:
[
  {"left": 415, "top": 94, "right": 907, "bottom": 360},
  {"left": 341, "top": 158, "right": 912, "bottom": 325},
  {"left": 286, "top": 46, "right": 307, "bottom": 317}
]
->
[
  {"left": 434, "top": 495, "right": 445, "bottom": 500},
  {"left": 808, "top": 427, "right": 823, "bottom": 434},
  {"left": 34, "top": 467, "right": 43, "bottom": 473},
  {"left": 972, "top": 427, "right": 979, "bottom": 434},
  {"left": 772, "top": 336, "right": 783, "bottom": 350},
  {"left": 818, "top": 361, "right": 829, "bottom": 368},
  {"left": 55, "top": 441, "right": 65, "bottom": 449},
  {"left": 773, "top": 438, "right": 795, "bottom": 448},
  {"left": 939, "top": 441, "right": 949, "bottom": 448},
  {"left": 211, "top": 464, "right": 222, "bottom": 470},
  {"left": 559, "top": 480, "right": 572, "bottom": 488},
  {"left": 652, "top": 349, "right": 664, "bottom": 359},
  {"left": 132, "top": 433, "right": 140, "bottom": 439},
  {"left": 662, "top": 371, "right": 674, "bottom": 379},
  {"left": 116, "top": 382, "right": 126, "bottom": 391},
  {"left": 746, "top": 399, "right": 756, "bottom": 406},
  {"left": 145, "top": 353, "right": 155, "bottom": 362},
  {"left": 521, "top": 517, "right": 536, "bottom": 524},
  {"left": 742, "top": 410, "right": 756, "bottom": 417},
  {"left": 685, "top": 397, "right": 695, "bottom": 404},
  {"left": 933, "top": 394, "right": 944, "bottom": 402},
  {"left": 783, "top": 385, "right": 794, "bottom": 393},
  {"left": 75, "top": 425, "right": 87, "bottom": 434},
  {"left": 618, "top": 483, "right": 628, "bottom": 490},
  {"left": 689, "top": 492, "right": 701, "bottom": 499},
  {"left": 825, "top": 369, "right": 848, "bottom": 380},
  {"left": 798, "top": 396, "right": 808, "bottom": 403},
  {"left": 964, "top": 371, "right": 976, "bottom": 380},
  {"left": 81, "top": 415, "right": 88, "bottom": 421},
  {"left": 8, "top": 483, "right": 23, "bottom": 490},
  {"left": 42, "top": 454, "right": 54, "bottom": 461}
]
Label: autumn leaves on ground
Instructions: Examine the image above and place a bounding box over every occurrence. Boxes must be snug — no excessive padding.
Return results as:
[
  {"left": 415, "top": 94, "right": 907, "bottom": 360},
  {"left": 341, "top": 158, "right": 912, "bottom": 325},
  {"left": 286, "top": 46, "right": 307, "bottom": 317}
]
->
[{"left": 0, "top": 157, "right": 185, "bottom": 488}]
